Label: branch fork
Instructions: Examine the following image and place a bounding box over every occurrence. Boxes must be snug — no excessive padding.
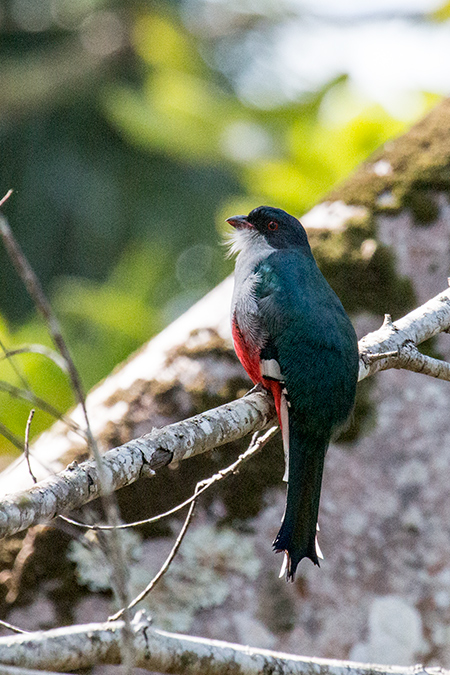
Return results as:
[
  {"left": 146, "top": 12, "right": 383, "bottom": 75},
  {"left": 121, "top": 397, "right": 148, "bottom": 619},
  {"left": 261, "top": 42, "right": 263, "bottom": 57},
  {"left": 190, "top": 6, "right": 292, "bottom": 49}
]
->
[{"left": 360, "top": 312, "right": 450, "bottom": 382}]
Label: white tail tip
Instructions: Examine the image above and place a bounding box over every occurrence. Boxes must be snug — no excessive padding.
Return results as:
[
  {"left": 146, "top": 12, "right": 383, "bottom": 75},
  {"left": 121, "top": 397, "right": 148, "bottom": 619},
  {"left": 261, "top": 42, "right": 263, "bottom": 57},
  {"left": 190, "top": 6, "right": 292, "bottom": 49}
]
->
[
  {"left": 315, "top": 536, "right": 324, "bottom": 560},
  {"left": 279, "top": 552, "right": 289, "bottom": 579}
]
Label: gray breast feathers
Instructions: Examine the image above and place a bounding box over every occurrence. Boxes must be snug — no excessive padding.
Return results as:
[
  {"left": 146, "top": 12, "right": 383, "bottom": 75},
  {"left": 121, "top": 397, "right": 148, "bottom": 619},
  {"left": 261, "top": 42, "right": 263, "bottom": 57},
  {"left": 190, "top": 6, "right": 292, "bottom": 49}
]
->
[{"left": 230, "top": 230, "right": 274, "bottom": 351}]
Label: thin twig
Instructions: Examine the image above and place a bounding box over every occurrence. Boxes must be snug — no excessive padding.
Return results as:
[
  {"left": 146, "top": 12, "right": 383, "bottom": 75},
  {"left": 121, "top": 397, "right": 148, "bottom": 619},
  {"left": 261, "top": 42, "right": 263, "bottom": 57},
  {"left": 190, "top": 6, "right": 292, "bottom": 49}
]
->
[
  {"left": 0, "top": 197, "right": 134, "bottom": 672},
  {"left": 0, "top": 345, "right": 68, "bottom": 372},
  {"left": 0, "top": 208, "right": 85, "bottom": 410},
  {"left": 0, "top": 338, "right": 31, "bottom": 392},
  {"left": 0, "top": 200, "right": 93, "bottom": 450},
  {"left": 0, "top": 422, "right": 24, "bottom": 451},
  {"left": 0, "top": 208, "right": 100, "bottom": 476},
  {"left": 0, "top": 619, "right": 29, "bottom": 635},
  {"left": 24, "top": 410, "right": 36, "bottom": 484},
  {"left": 59, "top": 498, "right": 196, "bottom": 530},
  {"left": 0, "top": 333, "right": 75, "bottom": 454},
  {"left": 109, "top": 489, "right": 197, "bottom": 622},
  {"left": 0, "top": 381, "right": 85, "bottom": 438},
  {"left": 0, "top": 190, "right": 12, "bottom": 209},
  {"left": 60, "top": 425, "right": 279, "bottom": 532},
  {"left": 0, "top": 441, "right": 59, "bottom": 480},
  {"left": 108, "top": 426, "right": 278, "bottom": 621}
]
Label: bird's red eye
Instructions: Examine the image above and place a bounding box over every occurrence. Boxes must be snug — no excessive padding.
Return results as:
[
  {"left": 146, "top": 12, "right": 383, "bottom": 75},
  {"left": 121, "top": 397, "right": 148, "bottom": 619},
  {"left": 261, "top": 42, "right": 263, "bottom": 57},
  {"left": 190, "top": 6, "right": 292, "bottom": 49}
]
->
[{"left": 268, "top": 221, "right": 278, "bottom": 231}]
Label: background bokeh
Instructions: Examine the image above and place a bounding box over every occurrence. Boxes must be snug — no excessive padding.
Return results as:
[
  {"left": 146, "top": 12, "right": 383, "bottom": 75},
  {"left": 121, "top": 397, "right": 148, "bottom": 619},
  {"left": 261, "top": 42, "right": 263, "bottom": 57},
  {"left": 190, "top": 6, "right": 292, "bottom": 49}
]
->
[{"left": 0, "top": 0, "right": 449, "bottom": 454}]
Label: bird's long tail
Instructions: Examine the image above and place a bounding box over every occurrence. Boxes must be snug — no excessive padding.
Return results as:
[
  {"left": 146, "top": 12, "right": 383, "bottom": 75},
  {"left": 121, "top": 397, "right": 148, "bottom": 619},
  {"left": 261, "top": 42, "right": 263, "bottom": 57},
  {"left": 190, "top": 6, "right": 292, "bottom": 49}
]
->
[{"left": 273, "top": 425, "right": 328, "bottom": 581}]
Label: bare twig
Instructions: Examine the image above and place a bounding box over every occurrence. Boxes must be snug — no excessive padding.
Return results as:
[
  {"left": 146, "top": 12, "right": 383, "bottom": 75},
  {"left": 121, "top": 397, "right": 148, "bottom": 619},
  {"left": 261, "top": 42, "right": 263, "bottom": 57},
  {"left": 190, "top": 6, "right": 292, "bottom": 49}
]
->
[
  {"left": 109, "top": 490, "right": 197, "bottom": 622},
  {"left": 0, "top": 201, "right": 95, "bottom": 462},
  {"left": 0, "top": 381, "right": 84, "bottom": 438},
  {"left": 0, "top": 338, "right": 31, "bottom": 392},
  {"left": 0, "top": 208, "right": 87, "bottom": 419},
  {"left": 0, "top": 345, "right": 68, "bottom": 372},
  {"left": 0, "top": 444, "right": 60, "bottom": 482},
  {"left": 0, "top": 190, "right": 13, "bottom": 208},
  {"left": 108, "top": 426, "right": 278, "bottom": 621},
  {"left": 0, "top": 620, "right": 29, "bottom": 635},
  {"left": 59, "top": 497, "right": 196, "bottom": 530},
  {"left": 60, "top": 425, "right": 279, "bottom": 532},
  {"left": 24, "top": 410, "right": 36, "bottom": 485},
  {"left": 0, "top": 423, "right": 24, "bottom": 452},
  {"left": 0, "top": 202, "right": 134, "bottom": 671}
]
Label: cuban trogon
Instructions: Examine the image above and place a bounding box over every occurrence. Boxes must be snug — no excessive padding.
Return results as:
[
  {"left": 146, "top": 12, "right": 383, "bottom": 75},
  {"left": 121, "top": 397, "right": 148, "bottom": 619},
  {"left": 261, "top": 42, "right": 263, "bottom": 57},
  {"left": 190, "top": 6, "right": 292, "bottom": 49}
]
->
[{"left": 227, "top": 206, "right": 359, "bottom": 581}]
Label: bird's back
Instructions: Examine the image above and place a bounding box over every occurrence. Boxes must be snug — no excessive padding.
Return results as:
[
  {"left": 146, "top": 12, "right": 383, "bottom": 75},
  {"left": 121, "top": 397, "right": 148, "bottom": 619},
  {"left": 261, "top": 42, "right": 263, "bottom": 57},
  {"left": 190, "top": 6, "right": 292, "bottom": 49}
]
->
[{"left": 255, "top": 249, "right": 359, "bottom": 436}]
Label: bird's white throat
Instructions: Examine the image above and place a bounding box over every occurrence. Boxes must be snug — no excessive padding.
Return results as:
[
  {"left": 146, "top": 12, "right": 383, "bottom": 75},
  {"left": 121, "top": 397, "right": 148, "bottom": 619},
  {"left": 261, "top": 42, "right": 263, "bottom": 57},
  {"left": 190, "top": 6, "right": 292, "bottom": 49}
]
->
[{"left": 225, "top": 228, "right": 273, "bottom": 258}]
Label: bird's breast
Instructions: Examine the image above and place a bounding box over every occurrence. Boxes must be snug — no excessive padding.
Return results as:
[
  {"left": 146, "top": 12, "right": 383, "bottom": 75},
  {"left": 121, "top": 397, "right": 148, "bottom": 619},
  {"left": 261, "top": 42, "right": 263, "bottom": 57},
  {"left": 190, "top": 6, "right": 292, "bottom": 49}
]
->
[{"left": 231, "top": 316, "right": 262, "bottom": 384}]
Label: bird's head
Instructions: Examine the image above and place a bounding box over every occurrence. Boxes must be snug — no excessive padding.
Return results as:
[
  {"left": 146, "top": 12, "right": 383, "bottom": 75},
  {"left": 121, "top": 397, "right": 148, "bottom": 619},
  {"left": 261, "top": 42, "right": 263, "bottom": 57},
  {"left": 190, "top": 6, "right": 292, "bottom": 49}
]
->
[{"left": 226, "top": 206, "right": 310, "bottom": 256}]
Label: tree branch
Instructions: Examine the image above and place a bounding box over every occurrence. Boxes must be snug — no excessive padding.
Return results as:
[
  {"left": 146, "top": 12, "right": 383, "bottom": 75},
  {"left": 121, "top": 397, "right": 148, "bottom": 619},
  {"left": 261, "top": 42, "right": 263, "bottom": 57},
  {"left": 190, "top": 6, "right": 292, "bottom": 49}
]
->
[
  {"left": 0, "top": 286, "right": 449, "bottom": 540},
  {"left": 0, "top": 611, "right": 441, "bottom": 675},
  {"left": 0, "top": 390, "right": 275, "bottom": 538},
  {"left": 358, "top": 286, "right": 450, "bottom": 380}
]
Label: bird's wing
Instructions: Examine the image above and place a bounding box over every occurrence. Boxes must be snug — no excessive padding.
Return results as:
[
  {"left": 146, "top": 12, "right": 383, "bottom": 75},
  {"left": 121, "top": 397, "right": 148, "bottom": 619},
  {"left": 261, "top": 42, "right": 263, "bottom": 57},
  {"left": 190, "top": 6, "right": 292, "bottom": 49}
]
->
[{"left": 255, "top": 250, "right": 358, "bottom": 432}]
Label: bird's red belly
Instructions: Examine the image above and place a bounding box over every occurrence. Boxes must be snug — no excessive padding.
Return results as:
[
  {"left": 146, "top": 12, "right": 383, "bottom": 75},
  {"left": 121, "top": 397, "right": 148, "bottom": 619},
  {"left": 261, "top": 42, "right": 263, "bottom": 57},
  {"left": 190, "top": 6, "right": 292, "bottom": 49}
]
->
[
  {"left": 231, "top": 318, "right": 262, "bottom": 384},
  {"left": 232, "top": 315, "right": 284, "bottom": 426}
]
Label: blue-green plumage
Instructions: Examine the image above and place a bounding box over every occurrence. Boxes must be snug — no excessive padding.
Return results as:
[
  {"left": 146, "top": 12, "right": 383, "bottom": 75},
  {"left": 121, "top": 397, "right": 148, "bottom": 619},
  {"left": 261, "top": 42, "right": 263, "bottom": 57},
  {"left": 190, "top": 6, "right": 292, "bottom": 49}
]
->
[{"left": 227, "top": 206, "right": 359, "bottom": 580}]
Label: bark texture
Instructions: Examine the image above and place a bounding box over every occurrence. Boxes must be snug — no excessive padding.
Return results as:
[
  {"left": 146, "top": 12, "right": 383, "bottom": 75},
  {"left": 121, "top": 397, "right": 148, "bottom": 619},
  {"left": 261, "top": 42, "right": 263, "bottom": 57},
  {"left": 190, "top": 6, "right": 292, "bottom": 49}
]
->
[
  {"left": 0, "top": 389, "right": 275, "bottom": 537},
  {"left": 0, "top": 612, "right": 443, "bottom": 675}
]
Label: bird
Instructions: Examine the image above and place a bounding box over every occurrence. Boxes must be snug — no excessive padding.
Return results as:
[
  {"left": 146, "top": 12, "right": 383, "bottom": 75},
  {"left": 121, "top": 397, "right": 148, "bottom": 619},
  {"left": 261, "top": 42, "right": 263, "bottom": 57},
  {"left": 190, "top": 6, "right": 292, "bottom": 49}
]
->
[{"left": 226, "top": 205, "right": 359, "bottom": 581}]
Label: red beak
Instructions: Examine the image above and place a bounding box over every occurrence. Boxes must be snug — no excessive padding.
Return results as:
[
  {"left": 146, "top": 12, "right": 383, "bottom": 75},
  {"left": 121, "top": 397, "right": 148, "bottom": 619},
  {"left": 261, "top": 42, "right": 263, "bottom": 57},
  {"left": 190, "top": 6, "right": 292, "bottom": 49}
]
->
[{"left": 226, "top": 215, "right": 253, "bottom": 229}]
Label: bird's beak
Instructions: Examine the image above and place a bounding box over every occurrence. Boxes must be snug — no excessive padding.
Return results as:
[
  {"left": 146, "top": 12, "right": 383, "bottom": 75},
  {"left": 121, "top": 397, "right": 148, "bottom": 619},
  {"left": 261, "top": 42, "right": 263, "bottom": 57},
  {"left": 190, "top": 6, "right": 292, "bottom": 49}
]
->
[{"left": 226, "top": 215, "right": 253, "bottom": 230}]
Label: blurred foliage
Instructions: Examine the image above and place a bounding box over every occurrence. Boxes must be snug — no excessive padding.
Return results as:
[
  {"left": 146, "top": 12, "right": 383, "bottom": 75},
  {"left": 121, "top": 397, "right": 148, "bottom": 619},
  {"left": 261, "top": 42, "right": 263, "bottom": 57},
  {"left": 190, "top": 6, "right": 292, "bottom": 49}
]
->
[
  {"left": 0, "top": 0, "right": 443, "bottom": 455},
  {"left": 431, "top": 0, "right": 450, "bottom": 21}
]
